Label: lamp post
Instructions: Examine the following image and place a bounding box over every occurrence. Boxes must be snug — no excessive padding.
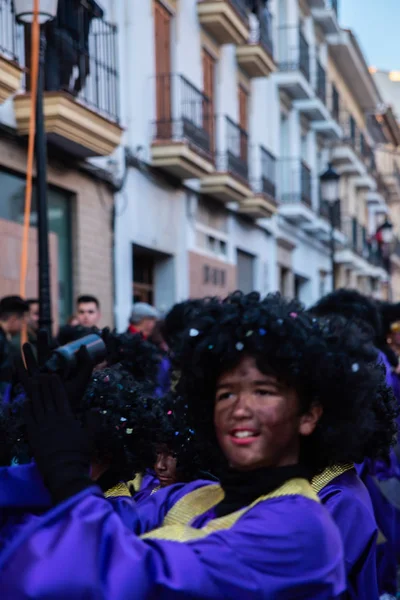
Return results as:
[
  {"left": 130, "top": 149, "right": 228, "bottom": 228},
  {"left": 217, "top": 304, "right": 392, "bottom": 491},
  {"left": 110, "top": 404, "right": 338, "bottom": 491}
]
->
[
  {"left": 14, "top": 0, "right": 58, "bottom": 335},
  {"left": 376, "top": 218, "right": 394, "bottom": 300},
  {"left": 320, "top": 163, "right": 340, "bottom": 291}
]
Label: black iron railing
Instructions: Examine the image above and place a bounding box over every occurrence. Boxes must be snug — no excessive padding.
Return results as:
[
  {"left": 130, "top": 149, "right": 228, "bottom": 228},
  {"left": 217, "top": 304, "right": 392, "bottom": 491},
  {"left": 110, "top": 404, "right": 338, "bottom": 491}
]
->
[
  {"left": 154, "top": 74, "right": 213, "bottom": 157},
  {"left": 0, "top": 0, "right": 23, "bottom": 63},
  {"left": 316, "top": 61, "right": 326, "bottom": 104},
  {"left": 319, "top": 199, "right": 341, "bottom": 229},
  {"left": 260, "top": 146, "right": 276, "bottom": 198},
  {"left": 278, "top": 158, "right": 313, "bottom": 208},
  {"left": 278, "top": 26, "right": 310, "bottom": 83},
  {"left": 328, "top": 0, "right": 339, "bottom": 15},
  {"left": 230, "top": 0, "right": 249, "bottom": 23},
  {"left": 31, "top": 1, "right": 120, "bottom": 122},
  {"left": 331, "top": 83, "right": 340, "bottom": 121},
  {"left": 259, "top": 11, "right": 273, "bottom": 56},
  {"left": 301, "top": 161, "right": 312, "bottom": 207},
  {"left": 226, "top": 116, "right": 249, "bottom": 181}
]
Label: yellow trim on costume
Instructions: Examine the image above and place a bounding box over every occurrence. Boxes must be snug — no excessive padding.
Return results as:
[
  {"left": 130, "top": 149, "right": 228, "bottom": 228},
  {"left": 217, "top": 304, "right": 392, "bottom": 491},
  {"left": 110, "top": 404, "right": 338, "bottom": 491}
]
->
[
  {"left": 311, "top": 464, "right": 354, "bottom": 494},
  {"left": 377, "top": 529, "right": 387, "bottom": 545},
  {"left": 128, "top": 473, "right": 143, "bottom": 493},
  {"left": 104, "top": 482, "right": 132, "bottom": 498},
  {"left": 141, "top": 478, "right": 319, "bottom": 542}
]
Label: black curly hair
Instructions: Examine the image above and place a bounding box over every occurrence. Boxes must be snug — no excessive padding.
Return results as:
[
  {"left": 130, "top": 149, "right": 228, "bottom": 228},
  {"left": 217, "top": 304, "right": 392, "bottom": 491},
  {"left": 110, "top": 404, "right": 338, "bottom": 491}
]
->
[
  {"left": 162, "top": 300, "right": 208, "bottom": 350},
  {"left": 176, "top": 292, "right": 398, "bottom": 473},
  {"left": 106, "top": 332, "right": 160, "bottom": 386},
  {"left": 311, "top": 289, "right": 382, "bottom": 343},
  {"left": 79, "top": 366, "right": 158, "bottom": 483},
  {"left": 150, "top": 393, "right": 215, "bottom": 482},
  {"left": 0, "top": 398, "right": 30, "bottom": 467}
]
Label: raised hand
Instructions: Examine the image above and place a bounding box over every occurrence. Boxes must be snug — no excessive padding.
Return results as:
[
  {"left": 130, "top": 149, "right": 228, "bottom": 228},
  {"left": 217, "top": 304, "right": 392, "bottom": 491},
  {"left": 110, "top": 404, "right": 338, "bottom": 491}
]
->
[{"left": 23, "top": 373, "right": 92, "bottom": 504}]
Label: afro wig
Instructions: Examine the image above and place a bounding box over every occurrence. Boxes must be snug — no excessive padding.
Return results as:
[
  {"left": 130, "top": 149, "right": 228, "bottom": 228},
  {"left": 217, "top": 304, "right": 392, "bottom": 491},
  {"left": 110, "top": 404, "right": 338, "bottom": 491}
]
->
[
  {"left": 105, "top": 331, "right": 160, "bottom": 387},
  {"left": 176, "top": 292, "right": 398, "bottom": 473},
  {"left": 150, "top": 393, "right": 216, "bottom": 482},
  {"left": 311, "top": 289, "right": 382, "bottom": 343},
  {"left": 80, "top": 366, "right": 158, "bottom": 483}
]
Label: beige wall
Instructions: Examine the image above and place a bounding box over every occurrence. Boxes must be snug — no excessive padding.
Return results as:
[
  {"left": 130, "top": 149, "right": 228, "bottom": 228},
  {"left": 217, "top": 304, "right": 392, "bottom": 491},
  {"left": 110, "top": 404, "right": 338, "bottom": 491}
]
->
[
  {"left": 0, "top": 218, "right": 59, "bottom": 330},
  {"left": 0, "top": 137, "right": 114, "bottom": 328},
  {"left": 327, "top": 57, "right": 366, "bottom": 131},
  {"left": 189, "top": 252, "right": 236, "bottom": 298}
]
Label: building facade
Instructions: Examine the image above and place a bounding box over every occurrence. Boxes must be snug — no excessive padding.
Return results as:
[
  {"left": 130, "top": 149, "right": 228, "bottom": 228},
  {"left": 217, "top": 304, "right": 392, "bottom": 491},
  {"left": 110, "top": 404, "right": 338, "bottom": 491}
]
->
[
  {"left": 0, "top": 0, "right": 122, "bottom": 328},
  {"left": 1, "top": 0, "right": 398, "bottom": 330}
]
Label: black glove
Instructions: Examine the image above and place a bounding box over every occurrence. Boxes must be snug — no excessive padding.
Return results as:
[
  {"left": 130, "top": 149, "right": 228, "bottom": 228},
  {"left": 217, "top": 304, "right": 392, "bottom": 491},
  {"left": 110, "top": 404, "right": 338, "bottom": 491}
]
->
[
  {"left": 23, "top": 373, "right": 92, "bottom": 504},
  {"left": 101, "top": 327, "right": 120, "bottom": 365},
  {"left": 19, "top": 333, "right": 94, "bottom": 413}
]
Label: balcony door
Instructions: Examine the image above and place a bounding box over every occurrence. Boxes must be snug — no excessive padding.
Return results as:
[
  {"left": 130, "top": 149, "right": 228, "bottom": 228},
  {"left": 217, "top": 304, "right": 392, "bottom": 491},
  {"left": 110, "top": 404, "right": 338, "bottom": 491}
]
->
[
  {"left": 154, "top": 0, "right": 172, "bottom": 139},
  {"left": 238, "top": 85, "right": 249, "bottom": 164}
]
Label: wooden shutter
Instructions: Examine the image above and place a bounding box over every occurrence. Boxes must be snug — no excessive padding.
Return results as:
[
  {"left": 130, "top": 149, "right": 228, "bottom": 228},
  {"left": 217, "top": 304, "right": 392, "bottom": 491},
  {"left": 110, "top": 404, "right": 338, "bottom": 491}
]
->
[
  {"left": 202, "top": 49, "right": 216, "bottom": 154},
  {"left": 238, "top": 85, "right": 248, "bottom": 161},
  {"left": 154, "top": 1, "right": 172, "bottom": 138}
]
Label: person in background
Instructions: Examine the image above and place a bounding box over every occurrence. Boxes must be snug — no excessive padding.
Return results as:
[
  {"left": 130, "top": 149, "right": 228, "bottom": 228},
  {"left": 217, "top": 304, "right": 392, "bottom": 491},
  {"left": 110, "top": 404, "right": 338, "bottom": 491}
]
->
[
  {"left": 76, "top": 295, "right": 101, "bottom": 329},
  {"left": 0, "top": 296, "right": 29, "bottom": 395},
  {"left": 10, "top": 298, "right": 39, "bottom": 361},
  {"left": 133, "top": 393, "right": 215, "bottom": 502},
  {"left": 128, "top": 303, "right": 159, "bottom": 339},
  {"left": 67, "top": 315, "right": 79, "bottom": 327},
  {"left": 57, "top": 295, "right": 101, "bottom": 347},
  {"left": 311, "top": 289, "right": 400, "bottom": 600}
]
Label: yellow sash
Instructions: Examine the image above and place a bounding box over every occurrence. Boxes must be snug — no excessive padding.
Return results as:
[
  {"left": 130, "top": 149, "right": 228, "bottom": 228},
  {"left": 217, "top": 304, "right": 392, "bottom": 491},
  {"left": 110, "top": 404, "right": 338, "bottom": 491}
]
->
[
  {"left": 104, "top": 482, "right": 132, "bottom": 498},
  {"left": 311, "top": 464, "right": 354, "bottom": 493},
  {"left": 141, "top": 478, "right": 319, "bottom": 542}
]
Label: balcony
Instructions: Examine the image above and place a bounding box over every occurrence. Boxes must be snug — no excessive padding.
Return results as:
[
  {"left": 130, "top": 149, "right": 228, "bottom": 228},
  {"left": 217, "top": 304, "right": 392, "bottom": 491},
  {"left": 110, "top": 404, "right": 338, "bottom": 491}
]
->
[
  {"left": 240, "top": 145, "right": 277, "bottom": 219},
  {"left": 311, "top": 0, "right": 340, "bottom": 35},
  {"left": 236, "top": 12, "right": 275, "bottom": 78},
  {"left": 275, "top": 27, "right": 314, "bottom": 100},
  {"left": 0, "top": 0, "right": 23, "bottom": 103},
  {"left": 331, "top": 110, "right": 367, "bottom": 176},
  {"left": 334, "top": 216, "right": 386, "bottom": 276},
  {"left": 151, "top": 74, "right": 215, "bottom": 180},
  {"left": 200, "top": 115, "right": 252, "bottom": 203},
  {"left": 277, "top": 158, "right": 316, "bottom": 225},
  {"left": 311, "top": 80, "right": 342, "bottom": 139},
  {"left": 375, "top": 148, "right": 400, "bottom": 201},
  {"left": 197, "top": 0, "right": 250, "bottom": 46},
  {"left": 14, "top": 3, "right": 122, "bottom": 158}
]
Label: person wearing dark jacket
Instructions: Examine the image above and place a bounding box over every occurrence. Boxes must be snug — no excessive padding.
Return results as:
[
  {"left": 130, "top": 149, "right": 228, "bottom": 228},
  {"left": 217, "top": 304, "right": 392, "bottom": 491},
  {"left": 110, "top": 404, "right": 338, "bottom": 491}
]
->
[{"left": 0, "top": 296, "right": 28, "bottom": 396}]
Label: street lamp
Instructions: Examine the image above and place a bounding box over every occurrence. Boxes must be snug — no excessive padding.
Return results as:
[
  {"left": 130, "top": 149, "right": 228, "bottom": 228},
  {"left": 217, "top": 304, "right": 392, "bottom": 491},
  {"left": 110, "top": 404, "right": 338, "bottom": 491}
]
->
[
  {"left": 320, "top": 163, "right": 340, "bottom": 291},
  {"left": 14, "top": 0, "right": 57, "bottom": 23},
  {"left": 14, "top": 0, "right": 58, "bottom": 335},
  {"left": 379, "top": 219, "right": 394, "bottom": 245}
]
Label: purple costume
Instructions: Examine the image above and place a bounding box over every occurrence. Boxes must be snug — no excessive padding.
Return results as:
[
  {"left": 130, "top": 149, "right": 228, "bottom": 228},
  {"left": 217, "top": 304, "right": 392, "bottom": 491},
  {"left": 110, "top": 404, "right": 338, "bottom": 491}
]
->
[
  {"left": 0, "top": 478, "right": 346, "bottom": 599},
  {"left": 313, "top": 466, "right": 378, "bottom": 600}
]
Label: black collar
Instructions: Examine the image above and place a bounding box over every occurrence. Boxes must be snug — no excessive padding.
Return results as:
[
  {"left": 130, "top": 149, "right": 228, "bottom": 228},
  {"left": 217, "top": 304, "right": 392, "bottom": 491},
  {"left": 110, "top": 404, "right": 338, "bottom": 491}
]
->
[{"left": 214, "top": 464, "right": 311, "bottom": 518}]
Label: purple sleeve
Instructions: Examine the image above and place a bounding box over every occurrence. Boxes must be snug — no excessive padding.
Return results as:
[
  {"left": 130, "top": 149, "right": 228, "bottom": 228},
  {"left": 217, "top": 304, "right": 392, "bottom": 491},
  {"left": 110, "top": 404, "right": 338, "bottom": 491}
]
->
[
  {"left": 0, "top": 491, "right": 346, "bottom": 599},
  {"left": 318, "top": 473, "right": 378, "bottom": 600}
]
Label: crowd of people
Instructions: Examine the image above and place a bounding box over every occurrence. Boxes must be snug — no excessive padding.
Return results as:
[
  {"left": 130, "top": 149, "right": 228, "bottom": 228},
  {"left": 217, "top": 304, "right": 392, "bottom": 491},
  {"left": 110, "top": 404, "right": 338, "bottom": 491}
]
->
[{"left": 0, "top": 288, "right": 399, "bottom": 598}]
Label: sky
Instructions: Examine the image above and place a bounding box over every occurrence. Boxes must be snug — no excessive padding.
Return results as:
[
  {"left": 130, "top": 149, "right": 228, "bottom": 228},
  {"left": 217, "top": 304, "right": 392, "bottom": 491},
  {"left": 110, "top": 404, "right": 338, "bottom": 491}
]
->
[{"left": 340, "top": 0, "right": 400, "bottom": 72}]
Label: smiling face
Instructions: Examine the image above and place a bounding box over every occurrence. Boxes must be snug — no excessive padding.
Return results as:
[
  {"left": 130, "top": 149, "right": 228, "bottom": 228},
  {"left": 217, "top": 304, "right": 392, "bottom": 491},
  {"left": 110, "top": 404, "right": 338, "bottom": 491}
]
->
[{"left": 214, "top": 356, "right": 321, "bottom": 471}]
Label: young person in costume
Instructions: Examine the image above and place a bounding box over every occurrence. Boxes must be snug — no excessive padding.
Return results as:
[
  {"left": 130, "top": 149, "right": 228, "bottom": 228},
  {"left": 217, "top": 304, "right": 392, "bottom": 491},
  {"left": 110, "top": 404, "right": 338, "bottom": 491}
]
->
[
  {"left": 0, "top": 292, "right": 359, "bottom": 598},
  {"left": 311, "top": 289, "right": 400, "bottom": 600},
  {"left": 134, "top": 393, "right": 215, "bottom": 503},
  {"left": 0, "top": 335, "right": 160, "bottom": 558}
]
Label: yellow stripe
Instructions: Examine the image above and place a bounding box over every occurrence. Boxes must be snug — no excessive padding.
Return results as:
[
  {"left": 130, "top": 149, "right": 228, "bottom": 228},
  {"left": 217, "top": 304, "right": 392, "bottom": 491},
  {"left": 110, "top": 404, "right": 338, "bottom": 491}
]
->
[
  {"left": 104, "top": 482, "right": 132, "bottom": 498},
  {"left": 142, "top": 478, "right": 318, "bottom": 542},
  {"left": 311, "top": 464, "right": 354, "bottom": 494}
]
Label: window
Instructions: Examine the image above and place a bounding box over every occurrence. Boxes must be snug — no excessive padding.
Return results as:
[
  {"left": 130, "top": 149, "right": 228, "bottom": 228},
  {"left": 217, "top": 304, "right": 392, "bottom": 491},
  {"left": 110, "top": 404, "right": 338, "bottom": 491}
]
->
[{"left": 0, "top": 169, "right": 72, "bottom": 324}]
